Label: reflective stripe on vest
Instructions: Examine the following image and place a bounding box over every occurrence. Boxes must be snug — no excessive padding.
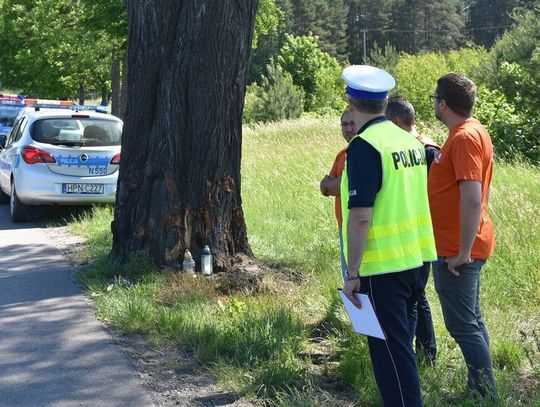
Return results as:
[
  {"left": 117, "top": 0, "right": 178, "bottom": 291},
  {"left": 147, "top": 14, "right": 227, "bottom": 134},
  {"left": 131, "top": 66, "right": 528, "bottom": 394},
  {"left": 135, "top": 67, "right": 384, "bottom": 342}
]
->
[{"left": 341, "top": 121, "right": 437, "bottom": 277}]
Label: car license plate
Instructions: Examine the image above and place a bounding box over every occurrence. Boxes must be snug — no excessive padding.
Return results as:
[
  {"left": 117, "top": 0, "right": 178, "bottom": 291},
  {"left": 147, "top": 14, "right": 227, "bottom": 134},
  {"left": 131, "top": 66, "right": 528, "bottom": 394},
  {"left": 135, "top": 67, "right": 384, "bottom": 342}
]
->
[{"left": 62, "top": 183, "right": 104, "bottom": 194}]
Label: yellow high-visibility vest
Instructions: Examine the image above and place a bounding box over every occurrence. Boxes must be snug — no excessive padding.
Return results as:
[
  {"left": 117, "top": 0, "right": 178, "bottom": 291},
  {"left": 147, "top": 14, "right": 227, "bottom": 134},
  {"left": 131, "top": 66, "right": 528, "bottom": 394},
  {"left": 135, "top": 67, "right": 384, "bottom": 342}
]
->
[{"left": 341, "top": 121, "right": 437, "bottom": 277}]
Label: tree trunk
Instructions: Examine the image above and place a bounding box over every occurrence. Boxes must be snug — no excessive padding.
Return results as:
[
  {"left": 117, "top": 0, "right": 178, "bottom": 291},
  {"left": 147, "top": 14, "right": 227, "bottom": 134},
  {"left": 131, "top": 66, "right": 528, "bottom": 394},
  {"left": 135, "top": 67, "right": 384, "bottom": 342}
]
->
[
  {"left": 111, "top": 51, "right": 122, "bottom": 117},
  {"left": 100, "top": 85, "right": 108, "bottom": 106},
  {"left": 111, "top": 1, "right": 257, "bottom": 270},
  {"left": 78, "top": 82, "right": 85, "bottom": 105},
  {"left": 120, "top": 52, "right": 128, "bottom": 119}
]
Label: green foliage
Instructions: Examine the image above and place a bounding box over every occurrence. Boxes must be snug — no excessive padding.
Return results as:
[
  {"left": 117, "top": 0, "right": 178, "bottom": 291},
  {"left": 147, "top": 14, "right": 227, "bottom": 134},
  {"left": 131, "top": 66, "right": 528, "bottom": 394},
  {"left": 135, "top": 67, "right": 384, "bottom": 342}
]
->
[
  {"left": 251, "top": 355, "right": 308, "bottom": 399},
  {"left": 249, "top": 32, "right": 284, "bottom": 84},
  {"left": 520, "top": 330, "right": 540, "bottom": 380},
  {"left": 365, "top": 42, "right": 400, "bottom": 74},
  {"left": 492, "top": 338, "right": 523, "bottom": 371},
  {"left": 79, "top": 0, "right": 126, "bottom": 46},
  {"left": 251, "top": 0, "right": 345, "bottom": 84},
  {"left": 387, "top": 44, "right": 540, "bottom": 163},
  {"left": 338, "top": 335, "right": 381, "bottom": 404},
  {"left": 416, "top": 0, "right": 466, "bottom": 51},
  {"left": 284, "top": 0, "right": 349, "bottom": 60},
  {"left": 352, "top": 0, "right": 467, "bottom": 59},
  {"left": 277, "top": 34, "right": 343, "bottom": 113},
  {"left": 66, "top": 205, "right": 114, "bottom": 258},
  {"left": 279, "top": 0, "right": 533, "bottom": 62},
  {"left": 0, "top": 0, "right": 113, "bottom": 98},
  {"left": 253, "top": 0, "right": 283, "bottom": 49},
  {"left": 392, "top": 47, "right": 493, "bottom": 123},
  {"left": 1, "top": 0, "right": 537, "bottom": 105},
  {"left": 311, "top": 63, "right": 346, "bottom": 116},
  {"left": 268, "top": 384, "right": 339, "bottom": 407},
  {"left": 483, "top": 7, "right": 540, "bottom": 163},
  {"left": 245, "top": 60, "right": 304, "bottom": 123},
  {"left": 194, "top": 304, "right": 307, "bottom": 366},
  {"left": 347, "top": 0, "right": 390, "bottom": 63},
  {"left": 466, "top": 0, "right": 536, "bottom": 47},
  {"left": 484, "top": 161, "right": 540, "bottom": 307},
  {"left": 102, "top": 282, "right": 158, "bottom": 334},
  {"left": 445, "top": 47, "right": 491, "bottom": 85},
  {"left": 242, "top": 85, "right": 258, "bottom": 123},
  {"left": 393, "top": 51, "right": 448, "bottom": 122},
  {"left": 474, "top": 86, "right": 536, "bottom": 161}
]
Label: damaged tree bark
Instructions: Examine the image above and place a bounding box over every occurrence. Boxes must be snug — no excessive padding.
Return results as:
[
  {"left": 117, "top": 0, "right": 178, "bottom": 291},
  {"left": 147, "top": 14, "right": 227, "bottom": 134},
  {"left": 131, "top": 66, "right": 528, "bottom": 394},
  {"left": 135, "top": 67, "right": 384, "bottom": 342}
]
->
[{"left": 111, "top": 1, "right": 257, "bottom": 270}]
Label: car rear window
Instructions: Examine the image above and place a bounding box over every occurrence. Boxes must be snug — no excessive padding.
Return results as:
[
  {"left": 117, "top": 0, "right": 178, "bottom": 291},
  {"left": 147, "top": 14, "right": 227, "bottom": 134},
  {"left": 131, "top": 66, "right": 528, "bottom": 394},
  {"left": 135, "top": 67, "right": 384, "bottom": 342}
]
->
[
  {"left": 31, "top": 118, "right": 122, "bottom": 146},
  {"left": 0, "top": 105, "right": 23, "bottom": 127}
]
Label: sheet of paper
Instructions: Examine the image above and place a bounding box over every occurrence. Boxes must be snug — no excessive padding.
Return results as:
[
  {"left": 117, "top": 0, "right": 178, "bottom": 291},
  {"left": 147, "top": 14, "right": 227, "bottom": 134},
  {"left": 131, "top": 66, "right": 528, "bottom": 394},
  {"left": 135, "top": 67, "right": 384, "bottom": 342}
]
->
[{"left": 338, "top": 289, "right": 386, "bottom": 340}]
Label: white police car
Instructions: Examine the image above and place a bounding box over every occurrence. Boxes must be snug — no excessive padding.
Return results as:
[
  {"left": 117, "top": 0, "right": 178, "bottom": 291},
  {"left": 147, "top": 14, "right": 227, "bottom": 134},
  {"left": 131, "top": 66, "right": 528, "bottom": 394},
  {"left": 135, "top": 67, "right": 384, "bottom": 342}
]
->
[
  {"left": 0, "top": 94, "right": 25, "bottom": 150},
  {"left": 0, "top": 106, "right": 122, "bottom": 221}
]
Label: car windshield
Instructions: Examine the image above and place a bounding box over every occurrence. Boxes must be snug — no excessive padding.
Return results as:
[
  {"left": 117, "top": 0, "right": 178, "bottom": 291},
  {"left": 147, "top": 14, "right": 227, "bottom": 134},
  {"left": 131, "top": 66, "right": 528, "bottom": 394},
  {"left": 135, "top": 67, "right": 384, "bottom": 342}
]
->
[
  {"left": 31, "top": 118, "right": 122, "bottom": 146},
  {"left": 0, "top": 105, "right": 23, "bottom": 127}
]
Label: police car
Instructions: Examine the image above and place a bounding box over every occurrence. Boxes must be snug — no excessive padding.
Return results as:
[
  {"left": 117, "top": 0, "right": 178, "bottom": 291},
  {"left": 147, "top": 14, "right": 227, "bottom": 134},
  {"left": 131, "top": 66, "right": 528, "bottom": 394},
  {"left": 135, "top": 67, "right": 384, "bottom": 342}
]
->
[
  {"left": 0, "top": 94, "right": 25, "bottom": 150},
  {"left": 0, "top": 104, "right": 122, "bottom": 222}
]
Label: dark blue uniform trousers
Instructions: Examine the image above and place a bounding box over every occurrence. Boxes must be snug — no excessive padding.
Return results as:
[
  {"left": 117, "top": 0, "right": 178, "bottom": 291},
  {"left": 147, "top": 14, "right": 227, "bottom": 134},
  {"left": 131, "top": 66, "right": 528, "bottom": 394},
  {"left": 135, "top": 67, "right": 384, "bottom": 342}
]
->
[
  {"left": 409, "top": 262, "right": 437, "bottom": 364},
  {"left": 360, "top": 266, "right": 424, "bottom": 407}
]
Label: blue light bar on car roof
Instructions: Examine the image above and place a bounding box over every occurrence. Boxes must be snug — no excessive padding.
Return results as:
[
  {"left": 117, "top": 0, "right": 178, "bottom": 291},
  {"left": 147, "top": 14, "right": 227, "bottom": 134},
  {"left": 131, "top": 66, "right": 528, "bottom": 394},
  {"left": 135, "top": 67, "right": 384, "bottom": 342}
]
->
[
  {"left": 0, "top": 99, "right": 24, "bottom": 106},
  {"left": 31, "top": 103, "right": 107, "bottom": 112}
]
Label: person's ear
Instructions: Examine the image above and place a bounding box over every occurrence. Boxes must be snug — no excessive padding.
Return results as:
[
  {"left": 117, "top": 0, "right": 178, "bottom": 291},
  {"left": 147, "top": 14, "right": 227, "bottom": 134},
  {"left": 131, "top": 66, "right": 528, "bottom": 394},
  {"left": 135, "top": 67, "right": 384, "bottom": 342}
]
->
[{"left": 438, "top": 98, "right": 448, "bottom": 110}]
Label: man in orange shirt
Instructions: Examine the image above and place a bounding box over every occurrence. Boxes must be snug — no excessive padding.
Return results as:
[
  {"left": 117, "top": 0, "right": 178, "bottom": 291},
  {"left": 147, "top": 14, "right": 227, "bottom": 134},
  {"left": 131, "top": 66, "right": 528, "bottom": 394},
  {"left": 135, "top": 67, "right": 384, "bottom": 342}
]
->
[
  {"left": 428, "top": 73, "right": 497, "bottom": 400},
  {"left": 320, "top": 110, "right": 358, "bottom": 280}
]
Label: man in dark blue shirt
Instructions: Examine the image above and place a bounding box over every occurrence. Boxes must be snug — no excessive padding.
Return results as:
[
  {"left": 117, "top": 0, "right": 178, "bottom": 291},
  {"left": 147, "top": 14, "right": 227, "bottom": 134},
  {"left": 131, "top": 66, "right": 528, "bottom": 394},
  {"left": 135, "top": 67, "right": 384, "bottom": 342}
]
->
[{"left": 386, "top": 95, "right": 439, "bottom": 366}]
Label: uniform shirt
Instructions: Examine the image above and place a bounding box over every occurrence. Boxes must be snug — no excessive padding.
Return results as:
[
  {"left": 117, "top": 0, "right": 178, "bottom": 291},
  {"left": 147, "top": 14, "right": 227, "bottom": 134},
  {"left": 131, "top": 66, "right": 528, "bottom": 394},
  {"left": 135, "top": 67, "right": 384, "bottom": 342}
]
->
[
  {"left": 425, "top": 146, "right": 438, "bottom": 172},
  {"left": 330, "top": 148, "right": 347, "bottom": 230},
  {"left": 428, "top": 118, "right": 495, "bottom": 259},
  {"left": 346, "top": 117, "right": 385, "bottom": 208},
  {"left": 415, "top": 131, "right": 439, "bottom": 171}
]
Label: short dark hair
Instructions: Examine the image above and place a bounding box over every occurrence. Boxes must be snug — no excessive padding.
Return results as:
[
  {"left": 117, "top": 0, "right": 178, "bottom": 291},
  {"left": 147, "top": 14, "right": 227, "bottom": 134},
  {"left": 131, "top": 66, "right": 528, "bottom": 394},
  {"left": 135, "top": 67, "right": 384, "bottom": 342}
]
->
[
  {"left": 348, "top": 96, "right": 387, "bottom": 114},
  {"left": 436, "top": 73, "right": 476, "bottom": 118},
  {"left": 385, "top": 95, "right": 415, "bottom": 126}
]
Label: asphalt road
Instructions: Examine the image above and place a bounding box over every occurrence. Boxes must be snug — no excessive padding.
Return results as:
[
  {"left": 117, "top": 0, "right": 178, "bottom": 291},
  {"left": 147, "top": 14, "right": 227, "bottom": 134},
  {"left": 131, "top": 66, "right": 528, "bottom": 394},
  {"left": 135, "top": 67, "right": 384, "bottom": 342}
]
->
[{"left": 0, "top": 205, "right": 155, "bottom": 406}]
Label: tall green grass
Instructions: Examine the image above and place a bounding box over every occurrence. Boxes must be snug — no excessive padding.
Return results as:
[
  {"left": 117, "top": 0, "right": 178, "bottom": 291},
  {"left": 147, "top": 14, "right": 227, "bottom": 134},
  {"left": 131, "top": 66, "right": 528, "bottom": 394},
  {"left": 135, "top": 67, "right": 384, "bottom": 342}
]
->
[{"left": 71, "top": 116, "right": 540, "bottom": 405}]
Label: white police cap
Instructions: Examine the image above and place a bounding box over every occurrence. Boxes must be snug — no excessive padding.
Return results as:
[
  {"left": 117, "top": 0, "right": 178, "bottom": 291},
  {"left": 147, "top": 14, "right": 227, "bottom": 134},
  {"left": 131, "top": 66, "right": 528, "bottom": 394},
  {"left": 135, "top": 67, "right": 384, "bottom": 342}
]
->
[{"left": 343, "top": 65, "right": 395, "bottom": 100}]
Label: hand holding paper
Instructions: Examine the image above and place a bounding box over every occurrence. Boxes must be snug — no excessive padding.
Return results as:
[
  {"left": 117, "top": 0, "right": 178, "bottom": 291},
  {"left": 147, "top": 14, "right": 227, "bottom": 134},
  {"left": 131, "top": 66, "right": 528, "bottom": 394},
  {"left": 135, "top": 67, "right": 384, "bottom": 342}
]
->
[
  {"left": 338, "top": 289, "right": 386, "bottom": 340},
  {"left": 343, "top": 278, "right": 362, "bottom": 308}
]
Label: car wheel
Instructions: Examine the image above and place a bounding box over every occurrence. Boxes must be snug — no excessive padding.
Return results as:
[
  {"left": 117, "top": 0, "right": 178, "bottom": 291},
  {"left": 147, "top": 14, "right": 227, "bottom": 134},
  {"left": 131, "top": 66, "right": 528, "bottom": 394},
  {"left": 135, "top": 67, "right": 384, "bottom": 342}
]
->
[
  {"left": 0, "top": 185, "right": 9, "bottom": 204},
  {"left": 10, "top": 181, "right": 29, "bottom": 222}
]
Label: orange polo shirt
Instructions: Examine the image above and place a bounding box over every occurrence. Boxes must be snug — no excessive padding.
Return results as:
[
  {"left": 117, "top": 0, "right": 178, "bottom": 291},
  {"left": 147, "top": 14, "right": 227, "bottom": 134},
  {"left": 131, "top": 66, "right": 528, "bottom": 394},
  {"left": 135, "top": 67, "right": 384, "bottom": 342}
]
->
[
  {"left": 330, "top": 148, "right": 347, "bottom": 230},
  {"left": 428, "top": 118, "right": 495, "bottom": 259}
]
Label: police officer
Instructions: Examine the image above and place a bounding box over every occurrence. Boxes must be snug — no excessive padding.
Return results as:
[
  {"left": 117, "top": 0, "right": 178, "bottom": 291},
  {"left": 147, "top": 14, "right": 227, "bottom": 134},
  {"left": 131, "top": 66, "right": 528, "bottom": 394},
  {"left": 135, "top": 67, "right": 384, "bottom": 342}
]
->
[{"left": 340, "top": 65, "right": 437, "bottom": 407}]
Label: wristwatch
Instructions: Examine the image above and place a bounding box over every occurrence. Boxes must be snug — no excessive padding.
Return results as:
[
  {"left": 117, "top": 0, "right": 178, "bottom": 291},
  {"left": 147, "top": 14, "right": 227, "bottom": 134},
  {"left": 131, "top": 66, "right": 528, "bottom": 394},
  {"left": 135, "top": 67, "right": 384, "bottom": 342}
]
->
[{"left": 345, "top": 272, "right": 360, "bottom": 281}]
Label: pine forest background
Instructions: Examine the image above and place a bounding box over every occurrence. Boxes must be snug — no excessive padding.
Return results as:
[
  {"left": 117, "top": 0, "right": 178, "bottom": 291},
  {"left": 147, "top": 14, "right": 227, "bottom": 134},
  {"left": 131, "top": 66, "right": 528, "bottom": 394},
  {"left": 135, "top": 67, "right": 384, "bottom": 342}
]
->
[{"left": 2, "top": 0, "right": 537, "bottom": 162}]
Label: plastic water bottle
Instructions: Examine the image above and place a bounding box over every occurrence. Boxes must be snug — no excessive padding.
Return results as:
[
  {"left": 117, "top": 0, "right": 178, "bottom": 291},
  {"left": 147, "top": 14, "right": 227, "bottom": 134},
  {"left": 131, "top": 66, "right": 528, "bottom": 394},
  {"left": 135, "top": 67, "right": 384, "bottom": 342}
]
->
[
  {"left": 182, "top": 249, "right": 195, "bottom": 274},
  {"left": 201, "top": 245, "right": 213, "bottom": 276}
]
